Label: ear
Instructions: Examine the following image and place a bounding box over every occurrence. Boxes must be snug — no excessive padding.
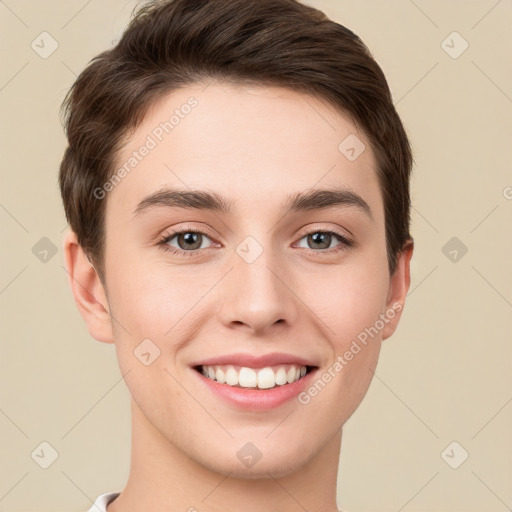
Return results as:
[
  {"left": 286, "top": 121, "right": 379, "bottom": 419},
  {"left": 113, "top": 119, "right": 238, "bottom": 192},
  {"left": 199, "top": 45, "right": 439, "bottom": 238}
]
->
[
  {"left": 382, "top": 239, "right": 414, "bottom": 341},
  {"left": 62, "top": 230, "right": 114, "bottom": 344}
]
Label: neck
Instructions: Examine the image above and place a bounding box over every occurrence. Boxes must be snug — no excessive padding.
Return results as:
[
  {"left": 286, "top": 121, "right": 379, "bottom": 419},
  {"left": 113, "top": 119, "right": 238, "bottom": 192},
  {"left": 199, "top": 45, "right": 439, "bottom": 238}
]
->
[{"left": 108, "top": 399, "right": 342, "bottom": 512}]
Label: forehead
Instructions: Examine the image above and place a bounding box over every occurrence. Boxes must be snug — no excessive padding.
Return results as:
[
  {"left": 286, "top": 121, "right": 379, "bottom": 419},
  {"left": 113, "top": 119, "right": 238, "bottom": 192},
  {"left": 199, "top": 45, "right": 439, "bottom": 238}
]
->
[{"left": 107, "top": 82, "right": 382, "bottom": 222}]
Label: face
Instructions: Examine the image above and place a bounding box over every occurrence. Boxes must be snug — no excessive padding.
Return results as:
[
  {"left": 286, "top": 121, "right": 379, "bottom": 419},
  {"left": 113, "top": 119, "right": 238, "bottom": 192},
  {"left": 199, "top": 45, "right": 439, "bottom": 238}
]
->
[{"left": 93, "top": 82, "right": 410, "bottom": 477}]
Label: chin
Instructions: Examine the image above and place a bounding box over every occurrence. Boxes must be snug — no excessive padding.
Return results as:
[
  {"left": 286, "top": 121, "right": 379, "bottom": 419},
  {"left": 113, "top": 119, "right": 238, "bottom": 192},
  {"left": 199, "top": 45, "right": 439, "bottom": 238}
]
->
[{"left": 196, "top": 441, "right": 313, "bottom": 480}]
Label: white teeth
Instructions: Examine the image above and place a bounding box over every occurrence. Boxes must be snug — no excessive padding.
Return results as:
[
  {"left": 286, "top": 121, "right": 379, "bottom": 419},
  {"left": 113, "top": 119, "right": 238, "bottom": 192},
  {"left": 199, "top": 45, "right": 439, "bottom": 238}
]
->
[
  {"left": 239, "top": 367, "right": 257, "bottom": 388},
  {"left": 225, "top": 366, "right": 239, "bottom": 386},
  {"left": 275, "top": 367, "right": 288, "bottom": 386},
  {"left": 199, "top": 363, "right": 310, "bottom": 389},
  {"left": 215, "top": 367, "right": 226, "bottom": 384},
  {"left": 257, "top": 367, "right": 275, "bottom": 389}
]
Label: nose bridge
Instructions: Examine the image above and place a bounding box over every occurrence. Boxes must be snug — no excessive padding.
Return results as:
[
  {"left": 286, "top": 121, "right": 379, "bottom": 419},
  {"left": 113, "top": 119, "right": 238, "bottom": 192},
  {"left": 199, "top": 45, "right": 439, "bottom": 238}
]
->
[
  {"left": 218, "top": 234, "right": 298, "bottom": 333},
  {"left": 235, "top": 233, "right": 285, "bottom": 307}
]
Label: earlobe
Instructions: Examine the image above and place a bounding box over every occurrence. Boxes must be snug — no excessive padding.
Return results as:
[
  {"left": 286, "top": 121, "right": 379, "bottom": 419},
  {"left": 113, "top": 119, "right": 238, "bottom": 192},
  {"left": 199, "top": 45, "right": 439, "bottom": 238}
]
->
[
  {"left": 382, "top": 239, "right": 414, "bottom": 341},
  {"left": 62, "top": 230, "right": 114, "bottom": 344}
]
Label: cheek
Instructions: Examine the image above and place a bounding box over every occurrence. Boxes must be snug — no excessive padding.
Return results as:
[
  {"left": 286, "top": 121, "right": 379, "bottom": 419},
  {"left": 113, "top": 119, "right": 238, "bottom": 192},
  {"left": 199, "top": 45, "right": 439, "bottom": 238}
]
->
[
  {"left": 105, "top": 253, "right": 203, "bottom": 334},
  {"left": 105, "top": 222, "right": 390, "bottom": 343},
  {"left": 297, "top": 269, "right": 387, "bottom": 421},
  {"left": 107, "top": 265, "right": 193, "bottom": 408},
  {"left": 107, "top": 252, "right": 390, "bottom": 348},
  {"left": 303, "top": 261, "right": 390, "bottom": 345}
]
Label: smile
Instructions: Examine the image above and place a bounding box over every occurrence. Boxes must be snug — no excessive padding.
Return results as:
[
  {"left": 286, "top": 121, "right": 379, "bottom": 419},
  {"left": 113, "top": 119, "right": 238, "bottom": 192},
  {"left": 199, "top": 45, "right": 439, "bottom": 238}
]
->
[{"left": 195, "top": 363, "right": 314, "bottom": 390}]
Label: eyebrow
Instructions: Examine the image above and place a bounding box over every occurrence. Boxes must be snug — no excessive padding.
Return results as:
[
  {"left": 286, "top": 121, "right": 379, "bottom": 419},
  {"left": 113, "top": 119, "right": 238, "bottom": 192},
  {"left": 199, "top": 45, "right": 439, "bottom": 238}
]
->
[{"left": 133, "top": 187, "right": 373, "bottom": 221}]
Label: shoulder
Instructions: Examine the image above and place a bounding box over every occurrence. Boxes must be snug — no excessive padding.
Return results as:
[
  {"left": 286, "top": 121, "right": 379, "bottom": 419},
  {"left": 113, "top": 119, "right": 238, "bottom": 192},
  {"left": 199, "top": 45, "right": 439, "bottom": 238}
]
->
[{"left": 86, "top": 492, "right": 120, "bottom": 512}]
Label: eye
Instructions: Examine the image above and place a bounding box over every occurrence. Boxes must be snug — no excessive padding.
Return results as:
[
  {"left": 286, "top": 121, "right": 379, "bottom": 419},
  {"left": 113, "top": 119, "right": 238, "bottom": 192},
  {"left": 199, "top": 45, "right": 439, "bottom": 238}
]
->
[
  {"left": 159, "top": 227, "right": 215, "bottom": 255},
  {"left": 158, "top": 227, "right": 354, "bottom": 257},
  {"left": 295, "top": 230, "right": 353, "bottom": 253}
]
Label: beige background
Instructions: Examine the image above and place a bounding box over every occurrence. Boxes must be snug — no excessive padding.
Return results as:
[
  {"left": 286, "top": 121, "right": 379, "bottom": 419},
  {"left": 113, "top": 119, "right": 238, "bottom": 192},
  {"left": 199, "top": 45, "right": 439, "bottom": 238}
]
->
[{"left": 1, "top": 1, "right": 511, "bottom": 511}]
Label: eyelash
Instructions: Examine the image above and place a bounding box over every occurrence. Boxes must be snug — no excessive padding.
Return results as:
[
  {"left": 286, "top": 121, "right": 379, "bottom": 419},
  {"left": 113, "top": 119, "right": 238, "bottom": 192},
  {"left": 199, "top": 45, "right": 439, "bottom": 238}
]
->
[{"left": 157, "top": 226, "right": 354, "bottom": 257}]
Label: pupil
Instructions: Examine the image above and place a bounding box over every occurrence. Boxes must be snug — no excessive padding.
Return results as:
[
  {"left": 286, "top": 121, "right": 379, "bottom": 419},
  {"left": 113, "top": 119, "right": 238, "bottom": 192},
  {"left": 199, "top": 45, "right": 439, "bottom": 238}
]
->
[
  {"left": 310, "top": 232, "right": 330, "bottom": 249},
  {"left": 180, "top": 232, "right": 201, "bottom": 250}
]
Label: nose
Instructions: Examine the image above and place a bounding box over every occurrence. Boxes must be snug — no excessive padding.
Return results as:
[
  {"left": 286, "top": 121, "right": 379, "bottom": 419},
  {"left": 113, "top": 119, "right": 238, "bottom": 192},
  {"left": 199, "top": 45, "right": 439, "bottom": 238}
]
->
[{"left": 217, "top": 245, "right": 299, "bottom": 336}]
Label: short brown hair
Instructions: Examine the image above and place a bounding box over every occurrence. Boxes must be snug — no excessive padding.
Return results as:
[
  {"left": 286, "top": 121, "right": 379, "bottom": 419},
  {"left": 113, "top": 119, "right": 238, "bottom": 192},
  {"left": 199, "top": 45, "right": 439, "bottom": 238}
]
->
[{"left": 59, "top": 0, "right": 413, "bottom": 280}]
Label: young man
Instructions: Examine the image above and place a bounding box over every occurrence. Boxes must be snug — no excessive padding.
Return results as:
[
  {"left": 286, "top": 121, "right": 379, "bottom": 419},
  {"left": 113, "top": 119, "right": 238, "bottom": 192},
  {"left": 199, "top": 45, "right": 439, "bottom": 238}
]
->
[{"left": 59, "top": 1, "right": 414, "bottom": 511}]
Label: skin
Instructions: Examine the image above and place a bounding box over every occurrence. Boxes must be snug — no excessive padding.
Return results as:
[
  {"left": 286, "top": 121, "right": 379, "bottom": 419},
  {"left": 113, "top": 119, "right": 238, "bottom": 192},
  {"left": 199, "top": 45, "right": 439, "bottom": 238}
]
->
[{"left": 64, "top": 82, "right": 413, "bottom": 512}]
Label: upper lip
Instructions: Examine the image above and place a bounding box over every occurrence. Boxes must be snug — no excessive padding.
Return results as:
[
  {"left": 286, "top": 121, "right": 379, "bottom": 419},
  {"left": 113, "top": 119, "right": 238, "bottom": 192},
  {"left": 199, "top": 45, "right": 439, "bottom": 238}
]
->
[{"left": 191, "top": 352, "right": 319, "bottom": 369}]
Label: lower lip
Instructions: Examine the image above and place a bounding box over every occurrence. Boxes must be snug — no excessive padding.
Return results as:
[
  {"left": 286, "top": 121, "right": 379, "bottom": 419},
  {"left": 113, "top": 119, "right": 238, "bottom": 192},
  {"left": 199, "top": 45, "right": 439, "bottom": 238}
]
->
[{"left": 192, "top": 367, "right": 319, "bottom": 411}]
